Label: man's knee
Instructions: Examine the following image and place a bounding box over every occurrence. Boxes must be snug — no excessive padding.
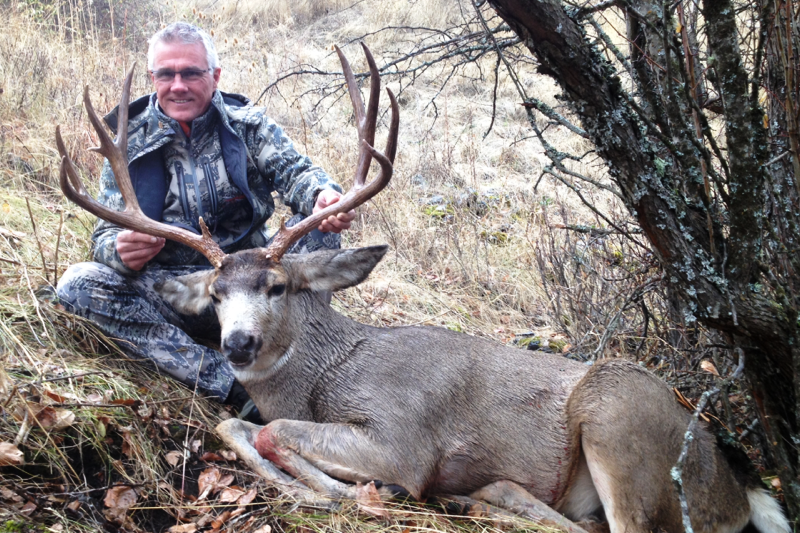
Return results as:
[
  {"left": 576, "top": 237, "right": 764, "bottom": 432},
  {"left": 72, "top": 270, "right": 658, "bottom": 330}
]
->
[{"left": 57, "top": 262, "right": 126, "bottom": 316}]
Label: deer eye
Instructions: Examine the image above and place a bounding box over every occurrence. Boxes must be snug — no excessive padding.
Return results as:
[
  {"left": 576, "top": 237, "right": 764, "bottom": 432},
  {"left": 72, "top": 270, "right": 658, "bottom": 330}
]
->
[{"left": 267, "top": 284, "right": 286, "bottom": 298}]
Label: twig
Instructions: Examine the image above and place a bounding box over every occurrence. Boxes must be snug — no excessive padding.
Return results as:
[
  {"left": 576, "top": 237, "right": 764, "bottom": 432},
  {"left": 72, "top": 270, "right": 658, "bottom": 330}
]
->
[
  {"left": 670, "top": 352, "right": 744, "bottom": 532},
  {"left": 552, "top": 223, "right": 643, "bottom": 236},
  {"left": 739, "top": 417, "right": 760, "bottom": 441},
  {"left": 573, "top": 0, "right": 620, "bottom": 18},
  {"left": 25, "top": 198, "right": 50, "bottom": 285},
  {"left": 592, "top": 278, "right": 658, "bottom": 358},
  {"left": 519, "top": 99, "right": 588, "bottom": 138},
  {"left": 54, "top": 210, "right": 64, "bottom": 283},
  {"left": 181, "top": 352, "right": 204, "bottom": 504},
  {"left": 765, "top": 150, "right": 790, "bottom": 167}
]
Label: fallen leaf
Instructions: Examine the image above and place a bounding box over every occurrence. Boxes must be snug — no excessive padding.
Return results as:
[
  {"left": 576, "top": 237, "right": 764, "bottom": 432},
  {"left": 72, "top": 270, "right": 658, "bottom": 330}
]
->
[
  {"left": 0, "top": 442, "right": 24, "bottom": 466},
  {"left": 190, "top": 439, "right": 202, "bottom": 453},
  {"left": 165, "top": 451, "right": 183, "bottom": 466},
  {"left": 197, "top": 467, "right": 221, "bottom": 501},
  {"left": 66, "top": 500, "right": 81, "bottom": 512},
  {"left": 103, "top": 485, "right": 138, "bottom": 523},
  {"left": 200, "top": 452, "right": 225, "bottom": 462},
  {"left": 355, "top": 481, "right": 389, "bottom": 519},
  {"left": 237, "top": 487, "right": 257, "bottom": 506},
  {"left": 35, "top": 406, "right": 75, "bottom": 430},
  {"left": 772, "top": 477, "right": 782, "bottom": 489},
  {"left": 167, "top": 524, "right": 197, "bottom": 533},
  {"left": 20, "top": 501, "right": 37, "bottom": 516},
  {"left": 86, "top": 393, "right": 104, "bottom": 403},
  {"left": 218, "top": 474, "right": 234, "bottom": 488},
  {"left": 0, "top": 487, "right": 23, "bottom": 502},
  {"left": 700, "top": 360, "right": 720, "bottom": 376},
  {"left": 219, "top": 487, "right": 245, "bottom": 503},
  {"left": 121, "top": 430, "right": 134, "bottom": 458},
  {"left": 211, "top": 510, "right": 232, "bottom": 528},
  {"left": 111, "top": 398, "right": 139, "bottom": 406},
  {"left": 253, "top": 526, "right": 272, "bottom": 533},
  {"left": 42, "top": 389, "right": 67, "bottom": 403}
]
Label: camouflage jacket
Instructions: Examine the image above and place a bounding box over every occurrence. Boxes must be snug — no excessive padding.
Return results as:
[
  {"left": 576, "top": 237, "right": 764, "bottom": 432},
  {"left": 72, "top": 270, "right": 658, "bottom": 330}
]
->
[{"left": 92, "top": 90, "right": 342, "bottom": 275}]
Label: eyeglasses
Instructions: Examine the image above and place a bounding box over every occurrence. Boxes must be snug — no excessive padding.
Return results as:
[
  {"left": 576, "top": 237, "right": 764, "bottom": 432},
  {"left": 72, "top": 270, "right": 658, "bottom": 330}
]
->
[{"left": 150, "top": 68, "right": 212, "bottom": 83}]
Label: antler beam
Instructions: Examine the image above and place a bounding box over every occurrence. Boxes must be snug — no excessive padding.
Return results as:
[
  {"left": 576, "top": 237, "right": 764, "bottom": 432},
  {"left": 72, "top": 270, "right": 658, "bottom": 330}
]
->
[{"left": 264, "top": 43, "right": 400, "bottom": 261}]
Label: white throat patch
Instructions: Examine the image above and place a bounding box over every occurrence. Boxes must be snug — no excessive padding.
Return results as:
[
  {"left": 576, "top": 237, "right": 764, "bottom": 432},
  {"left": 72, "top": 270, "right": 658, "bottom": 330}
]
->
[{"left": 231, "top": 345, "right": 294, "bottom": 384}]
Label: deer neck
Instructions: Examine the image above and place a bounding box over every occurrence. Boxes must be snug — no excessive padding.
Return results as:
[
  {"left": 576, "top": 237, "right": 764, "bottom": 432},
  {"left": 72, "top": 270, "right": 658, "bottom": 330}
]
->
[{"left": 234, "top": 290, "right": 367, "bottom": 390}]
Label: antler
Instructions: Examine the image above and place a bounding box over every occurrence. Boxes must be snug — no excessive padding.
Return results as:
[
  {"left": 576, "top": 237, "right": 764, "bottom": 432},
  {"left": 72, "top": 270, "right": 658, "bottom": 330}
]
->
[
  {"left": 264, "top": 42, "right": 399, "bottom": 262},
  {"left": 55, "top": 64, "right": 227, "bottom": 268}
]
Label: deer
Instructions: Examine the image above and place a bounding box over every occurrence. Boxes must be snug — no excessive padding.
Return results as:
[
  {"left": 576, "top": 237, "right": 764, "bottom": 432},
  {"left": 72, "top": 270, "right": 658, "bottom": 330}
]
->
[{"left": 55, "top": 44, "right": 789, "bottom": 533}]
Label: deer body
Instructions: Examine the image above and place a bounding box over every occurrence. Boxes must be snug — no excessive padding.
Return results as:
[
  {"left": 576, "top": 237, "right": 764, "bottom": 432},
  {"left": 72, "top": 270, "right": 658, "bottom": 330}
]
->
[
  {"left": 234, "top": 290, "right": 587, "bottom": 503},
  {"left": 155, "top": 246, "right": 787, "bottom": 533}
]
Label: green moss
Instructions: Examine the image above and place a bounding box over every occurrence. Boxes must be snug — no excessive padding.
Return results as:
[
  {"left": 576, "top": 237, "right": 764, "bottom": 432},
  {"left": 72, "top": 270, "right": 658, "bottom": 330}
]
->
[
  {"left": 549, "top": 339, "right": 568, "bottom": 352},
  {"left": 480, "top": 230, "right": 509, "bottom": 245},
  {"left": 423, "top": 204, "right": 455, "bottom": 218},
  {"left": 0, "top": 521, "right": 44, "bottom": 533},
  {"left": 517, "top": 336, "right": 542, "bottom": 349}
]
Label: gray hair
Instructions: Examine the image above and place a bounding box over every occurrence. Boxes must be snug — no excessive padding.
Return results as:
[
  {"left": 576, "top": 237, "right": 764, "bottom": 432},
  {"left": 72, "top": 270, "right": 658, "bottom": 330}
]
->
[{"left": 147, "top": 22, "right": 220, "bottom": 70}]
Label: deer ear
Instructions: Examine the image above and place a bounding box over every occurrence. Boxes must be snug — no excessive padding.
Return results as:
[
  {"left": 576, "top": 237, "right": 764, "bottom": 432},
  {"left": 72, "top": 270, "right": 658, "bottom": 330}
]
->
[
  {"left": 286, "top": 245, "right": 388, "bottom": 292},
  {"left": 155, "top": 269, "right": 217, "bottom": 315}
]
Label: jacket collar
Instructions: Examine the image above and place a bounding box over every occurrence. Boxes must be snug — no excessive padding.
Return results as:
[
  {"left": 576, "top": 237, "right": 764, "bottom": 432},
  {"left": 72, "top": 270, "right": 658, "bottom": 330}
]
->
[{"left": 102, "top": 90, "right": 251, "bottom": 160}]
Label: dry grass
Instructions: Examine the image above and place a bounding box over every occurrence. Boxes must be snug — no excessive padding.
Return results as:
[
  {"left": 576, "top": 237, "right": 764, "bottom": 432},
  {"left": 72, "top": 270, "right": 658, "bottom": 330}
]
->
[{"left": 0, "top": 0, "right": 759, "bottom": 531}]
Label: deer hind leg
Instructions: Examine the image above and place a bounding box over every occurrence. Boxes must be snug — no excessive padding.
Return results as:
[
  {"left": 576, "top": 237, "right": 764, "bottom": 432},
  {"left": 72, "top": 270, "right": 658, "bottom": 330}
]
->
[
  {"left": 570, "top": 360, "right": 752, "bottom": 533},
  {"left": 469, "top": 480, "right": 594, "bottom": 533},
  {"left": 255, "top": 419, "right": 425, "bottom": 501}
]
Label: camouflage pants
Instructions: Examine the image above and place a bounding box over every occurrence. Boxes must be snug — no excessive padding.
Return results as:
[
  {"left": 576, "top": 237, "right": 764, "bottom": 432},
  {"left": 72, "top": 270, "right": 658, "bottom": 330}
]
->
[{"left": 56, "top": 217, "right": 340, "bottom": 401}]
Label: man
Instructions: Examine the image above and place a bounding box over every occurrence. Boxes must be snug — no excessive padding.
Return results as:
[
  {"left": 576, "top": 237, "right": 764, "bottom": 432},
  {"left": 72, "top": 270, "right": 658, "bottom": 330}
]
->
[{"left": 57, "top": 22, "right": 355, "bottom": 414}]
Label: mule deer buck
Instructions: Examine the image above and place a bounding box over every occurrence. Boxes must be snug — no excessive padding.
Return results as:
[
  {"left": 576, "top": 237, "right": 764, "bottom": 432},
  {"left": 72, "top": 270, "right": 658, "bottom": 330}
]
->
[{"left": 56, "top": 44, "right": 789, "bottom": 533}]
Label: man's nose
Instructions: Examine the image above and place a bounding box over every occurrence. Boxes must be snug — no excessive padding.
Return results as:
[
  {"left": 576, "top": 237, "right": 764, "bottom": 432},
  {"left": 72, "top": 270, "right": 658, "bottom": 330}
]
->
[{"left": 170, "top": 74, "right": 189, "bottom": 91}]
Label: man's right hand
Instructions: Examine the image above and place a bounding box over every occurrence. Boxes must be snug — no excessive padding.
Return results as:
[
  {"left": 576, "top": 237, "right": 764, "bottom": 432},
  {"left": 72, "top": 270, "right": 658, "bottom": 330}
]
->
[{"left": 116, "top": 230, "right": 166, "bottom": 271}]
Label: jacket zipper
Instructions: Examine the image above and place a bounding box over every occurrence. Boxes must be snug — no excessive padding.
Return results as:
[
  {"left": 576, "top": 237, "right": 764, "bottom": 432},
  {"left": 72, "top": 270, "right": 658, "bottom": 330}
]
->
[
  {"left": 205, "top": 162, "right": 219, "bottom": 230},
  {"left": 175, "top": 162, "right": 192, "bottom": 223}
]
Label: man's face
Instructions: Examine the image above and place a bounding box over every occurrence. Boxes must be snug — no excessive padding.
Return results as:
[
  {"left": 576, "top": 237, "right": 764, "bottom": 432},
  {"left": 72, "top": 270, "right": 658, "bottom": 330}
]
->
[{"left": 150, "top": 41, "right": 221, "bottom": 123}]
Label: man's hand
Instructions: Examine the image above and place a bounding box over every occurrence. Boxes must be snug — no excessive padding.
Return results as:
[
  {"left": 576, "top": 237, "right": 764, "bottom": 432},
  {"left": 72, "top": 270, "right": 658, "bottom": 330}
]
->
[
  {"left": 116, "top": 230, "right": 166, "bottom": 271},
  {"left": 314, "top": 190, "right": 355, "bottom": 233}
]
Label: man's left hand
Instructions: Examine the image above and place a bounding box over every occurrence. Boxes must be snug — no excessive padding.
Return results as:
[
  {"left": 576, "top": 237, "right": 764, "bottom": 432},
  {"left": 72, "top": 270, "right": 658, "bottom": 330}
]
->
[{"left": 314, "top": 190, "right": 355, "bottom": 233}]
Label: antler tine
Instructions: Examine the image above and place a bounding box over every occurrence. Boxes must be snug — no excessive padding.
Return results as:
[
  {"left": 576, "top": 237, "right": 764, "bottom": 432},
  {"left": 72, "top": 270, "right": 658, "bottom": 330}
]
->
[
  {"left": 264, "top": 44, "right": 399, "bottom": 263},
  {"left": 84, "top": 65, "right": 140, "bottom": 212},
  {"left": 56, "top": 64, "right": 227, "bottom": 269},
  {"left": 336, "top": 43, "right": 381, "bottom": 188}
]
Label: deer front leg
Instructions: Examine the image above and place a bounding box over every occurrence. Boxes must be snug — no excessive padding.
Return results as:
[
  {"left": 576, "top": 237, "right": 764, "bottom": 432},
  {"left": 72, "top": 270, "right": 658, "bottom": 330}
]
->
[
  {"left": 215, "top": 419, "right": 337, "bottom": 508},
  {"left": 255, "top": 419, "right": 423, "bottom": 500}
]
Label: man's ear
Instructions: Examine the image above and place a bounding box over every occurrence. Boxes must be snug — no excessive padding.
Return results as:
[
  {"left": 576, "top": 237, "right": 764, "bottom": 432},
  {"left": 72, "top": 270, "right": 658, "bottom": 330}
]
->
[
  {"left": 284, "top": 245, "right": 389, "bottom": 293},
  {"left": 155, "top": 269, "right": 217, "bottom": 315}
]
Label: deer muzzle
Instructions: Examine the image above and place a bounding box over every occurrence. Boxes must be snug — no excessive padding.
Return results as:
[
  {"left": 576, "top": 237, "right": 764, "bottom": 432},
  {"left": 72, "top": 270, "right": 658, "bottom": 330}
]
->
[{"left": 222, "top": 330, "right": 263, "bottom": 367}]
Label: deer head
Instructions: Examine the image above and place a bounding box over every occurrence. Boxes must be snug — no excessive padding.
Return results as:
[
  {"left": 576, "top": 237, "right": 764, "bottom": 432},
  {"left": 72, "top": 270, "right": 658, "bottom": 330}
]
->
[
  {"left": 56, "top": 43, "right": 398, "bottom": 370},
  {"left": 157, "top": 245, "right": 388, "bottom": 370}
]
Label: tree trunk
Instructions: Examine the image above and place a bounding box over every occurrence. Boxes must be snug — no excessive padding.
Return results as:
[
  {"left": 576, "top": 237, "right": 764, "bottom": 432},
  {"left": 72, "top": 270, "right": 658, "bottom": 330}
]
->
[{"left": 488, "top": 0, "right": 800, "bottom": 518}]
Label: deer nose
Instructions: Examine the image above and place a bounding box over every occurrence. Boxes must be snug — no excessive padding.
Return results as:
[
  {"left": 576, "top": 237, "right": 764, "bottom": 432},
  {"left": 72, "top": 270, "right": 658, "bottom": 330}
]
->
[{"left": 223, "top": 331, "right": 263, "bottom": 366}]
